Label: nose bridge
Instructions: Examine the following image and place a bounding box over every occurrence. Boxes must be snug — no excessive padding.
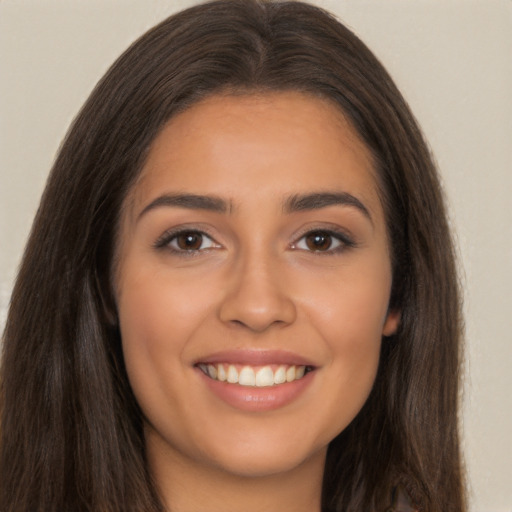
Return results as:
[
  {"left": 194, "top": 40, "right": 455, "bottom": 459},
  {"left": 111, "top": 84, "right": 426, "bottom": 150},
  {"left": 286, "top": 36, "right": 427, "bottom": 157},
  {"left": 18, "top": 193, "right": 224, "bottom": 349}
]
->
[{"left": 219, "top": 243, "right": 296, "bottom": 332}]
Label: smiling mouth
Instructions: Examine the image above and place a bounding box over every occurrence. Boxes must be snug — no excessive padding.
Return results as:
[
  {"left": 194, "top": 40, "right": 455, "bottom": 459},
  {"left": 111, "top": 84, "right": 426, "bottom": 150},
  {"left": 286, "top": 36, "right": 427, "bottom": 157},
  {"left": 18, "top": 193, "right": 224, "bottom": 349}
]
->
[{"left": 197, "top": 363, "right": 314, "bottom": 387}]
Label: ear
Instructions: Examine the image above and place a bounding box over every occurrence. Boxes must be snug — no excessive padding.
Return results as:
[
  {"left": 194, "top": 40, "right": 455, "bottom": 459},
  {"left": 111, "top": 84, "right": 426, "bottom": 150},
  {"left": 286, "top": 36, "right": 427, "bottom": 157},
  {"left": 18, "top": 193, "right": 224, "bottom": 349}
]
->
[{"left": 382, "top": 309, "right": 400, "bottom": 337}]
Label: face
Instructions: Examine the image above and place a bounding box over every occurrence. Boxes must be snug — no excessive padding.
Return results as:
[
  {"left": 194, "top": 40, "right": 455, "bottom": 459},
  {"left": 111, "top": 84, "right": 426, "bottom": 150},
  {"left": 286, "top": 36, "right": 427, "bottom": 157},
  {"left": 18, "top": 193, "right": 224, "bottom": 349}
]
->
[{"left": 115, "top": 92, "right": 399, "bottom": 480}]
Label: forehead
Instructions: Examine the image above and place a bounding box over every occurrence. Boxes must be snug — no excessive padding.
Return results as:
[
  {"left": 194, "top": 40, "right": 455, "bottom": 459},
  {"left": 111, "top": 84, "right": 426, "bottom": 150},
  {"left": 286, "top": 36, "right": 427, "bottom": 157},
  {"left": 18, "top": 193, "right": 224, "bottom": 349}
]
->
[{"left": 127, "top": 91, "right": 381, "bottom": 219}]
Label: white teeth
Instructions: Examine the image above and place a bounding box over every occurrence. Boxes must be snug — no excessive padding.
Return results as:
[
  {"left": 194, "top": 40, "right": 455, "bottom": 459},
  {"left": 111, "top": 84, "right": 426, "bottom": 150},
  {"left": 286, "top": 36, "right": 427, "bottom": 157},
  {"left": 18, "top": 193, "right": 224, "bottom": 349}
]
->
[
  {"left": 217, "top": 363, "right": 227, "bottom": 381},
  {"left": 207, "top": 364, "right": 217, "bottom": 379},
  {"left": 255, "top": 366, "right": 274, "bottom": 387},
  {"left": 200, "top": 363, "right": 309, "bottom": 387},
  {"left": 273, "top": 365, "right": 287, "bottom": 384},
  {"left": 227, "top": 364, "right": 238, "bottom": 384},
  {"left": 286, "top": 366, "right": 296, "bottom": 382},
  {"left": 238, "top": 366, "right": 256, "bottom": 386}
]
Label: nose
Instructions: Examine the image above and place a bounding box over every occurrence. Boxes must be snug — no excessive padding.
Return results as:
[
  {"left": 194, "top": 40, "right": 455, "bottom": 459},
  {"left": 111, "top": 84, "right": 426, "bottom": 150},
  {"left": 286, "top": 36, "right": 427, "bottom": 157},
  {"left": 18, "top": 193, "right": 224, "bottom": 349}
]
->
[{"left": 218, "top": 252, "right": 297, "bottom": 332}]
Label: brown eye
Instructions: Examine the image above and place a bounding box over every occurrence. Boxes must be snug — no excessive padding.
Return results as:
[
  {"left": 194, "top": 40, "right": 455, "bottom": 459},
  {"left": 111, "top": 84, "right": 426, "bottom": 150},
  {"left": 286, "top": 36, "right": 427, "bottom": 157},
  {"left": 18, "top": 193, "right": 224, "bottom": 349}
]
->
[
  {"left": 160, "top": 230, "right": 219, "bottom": 253},
  {"left": 293, "top": 229, "right": 352, "bottom": 253},
  {"left": 175, "top": 232, "right": 204, "bottom": 250},
  {"left": 155, "top": 228, "right": 220, "bottom": 254},
  {"left": 304, "top": 231, "right": 333, "bottom": 251}
]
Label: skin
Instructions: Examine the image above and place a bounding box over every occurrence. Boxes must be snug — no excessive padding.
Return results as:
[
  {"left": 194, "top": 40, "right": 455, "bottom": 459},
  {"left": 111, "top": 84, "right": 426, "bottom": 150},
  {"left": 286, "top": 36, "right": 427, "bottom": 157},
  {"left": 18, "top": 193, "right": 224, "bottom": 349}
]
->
[{"left": 115, "top": 91, "right": 399, "bottom": 512}]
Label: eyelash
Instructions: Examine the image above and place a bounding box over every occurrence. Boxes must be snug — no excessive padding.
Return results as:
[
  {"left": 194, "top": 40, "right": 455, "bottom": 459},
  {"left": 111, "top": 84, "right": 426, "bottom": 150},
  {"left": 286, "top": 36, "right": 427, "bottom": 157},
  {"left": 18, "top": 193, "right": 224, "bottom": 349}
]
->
[
  {"left": 154, "top": 227, "right": 220, "bottom": 255},
  {"left": 291, "top": 228, "right": 356, "bottom": 254},
  {"left": 154, "top": 227, "right": 356, "bottom": 256}
]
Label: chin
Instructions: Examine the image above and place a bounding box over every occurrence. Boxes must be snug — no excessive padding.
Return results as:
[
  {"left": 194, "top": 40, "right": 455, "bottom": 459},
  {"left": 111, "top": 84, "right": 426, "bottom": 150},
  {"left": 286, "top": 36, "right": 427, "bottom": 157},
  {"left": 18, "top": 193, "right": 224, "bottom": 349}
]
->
[
  {"left": 206, "top": 445, "right": 327, "bottom": 479},
  {"left": 189, "top": 423, "right": 329, "bottom": 480}
]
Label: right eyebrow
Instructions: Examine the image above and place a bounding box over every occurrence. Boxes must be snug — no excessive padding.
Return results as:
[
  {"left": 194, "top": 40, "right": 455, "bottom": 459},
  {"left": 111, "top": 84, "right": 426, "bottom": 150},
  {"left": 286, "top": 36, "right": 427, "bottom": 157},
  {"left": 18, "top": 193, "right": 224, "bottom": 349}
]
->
[
  {"left": 283, "top": 191, "right": 372, "bottom": 222},
  {"left": 137, "top": 193, "right": 230, "bottom": 221}
]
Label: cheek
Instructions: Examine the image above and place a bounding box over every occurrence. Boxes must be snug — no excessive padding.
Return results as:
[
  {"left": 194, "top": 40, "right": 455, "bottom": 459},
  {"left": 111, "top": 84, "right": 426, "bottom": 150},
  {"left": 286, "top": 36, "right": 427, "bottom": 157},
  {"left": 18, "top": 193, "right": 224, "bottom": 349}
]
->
[
  {"left": 117, "top": 264, "right": 218, "bottom": 349},
  {"left": 297, "top": 261, "right": 391, "bottom": 423},
  {"left": 116, "top": 267, "right": 209, "bottom": 401},
  {"left": 318, "top": 303, "right": 383, "bottom": 438},
  {"left": 302, "top": 259, "right": 392, "bottom": 345},
  {"left": 117, "top": 278, "right": 175, "bottom": 411}
]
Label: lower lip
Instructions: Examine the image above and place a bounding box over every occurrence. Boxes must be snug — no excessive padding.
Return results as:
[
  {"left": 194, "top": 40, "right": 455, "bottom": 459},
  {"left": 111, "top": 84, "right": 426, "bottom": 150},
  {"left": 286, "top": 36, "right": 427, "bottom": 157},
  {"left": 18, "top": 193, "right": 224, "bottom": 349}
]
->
[{"left": 198, "top": 369, "right": 315, "bottom": 412}]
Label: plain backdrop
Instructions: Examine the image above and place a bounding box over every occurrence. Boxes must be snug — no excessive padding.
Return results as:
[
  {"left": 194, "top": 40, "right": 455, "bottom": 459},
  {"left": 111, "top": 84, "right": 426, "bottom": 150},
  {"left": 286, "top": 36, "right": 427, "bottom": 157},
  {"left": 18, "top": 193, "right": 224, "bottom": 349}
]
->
[{"left": 0, "top": 1, "right": 511, "bottom": 510}]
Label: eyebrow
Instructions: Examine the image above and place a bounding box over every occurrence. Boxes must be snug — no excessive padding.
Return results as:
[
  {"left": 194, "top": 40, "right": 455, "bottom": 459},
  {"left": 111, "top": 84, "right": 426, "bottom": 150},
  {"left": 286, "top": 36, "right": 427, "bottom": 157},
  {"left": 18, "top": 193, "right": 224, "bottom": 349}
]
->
[
  {"left": 283, "top": 192, "right": 372, "bottom": 221},
  {"left": 138, "top": 193, "right": 230, "bottom": 220},
  {"left": 137, "top": 190, "right": 371, "bottom": 222}
]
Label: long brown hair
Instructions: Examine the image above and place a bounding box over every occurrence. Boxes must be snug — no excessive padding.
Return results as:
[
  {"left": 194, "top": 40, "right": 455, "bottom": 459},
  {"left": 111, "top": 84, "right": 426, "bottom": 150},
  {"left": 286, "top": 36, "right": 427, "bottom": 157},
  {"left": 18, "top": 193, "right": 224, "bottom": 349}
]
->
[{"left": 0, "top": 1, "right": 465, "bottom": 511}]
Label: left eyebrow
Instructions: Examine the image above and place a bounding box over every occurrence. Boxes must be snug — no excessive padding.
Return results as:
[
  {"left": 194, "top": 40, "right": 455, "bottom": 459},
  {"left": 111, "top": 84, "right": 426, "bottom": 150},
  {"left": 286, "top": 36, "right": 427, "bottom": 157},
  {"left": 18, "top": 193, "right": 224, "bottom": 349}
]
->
[
  {"left": 137, "top": 193, "right": 230, "bottom": 221},
  {"left": 283, "top": 192, "right": 372, "bottom": 221}
]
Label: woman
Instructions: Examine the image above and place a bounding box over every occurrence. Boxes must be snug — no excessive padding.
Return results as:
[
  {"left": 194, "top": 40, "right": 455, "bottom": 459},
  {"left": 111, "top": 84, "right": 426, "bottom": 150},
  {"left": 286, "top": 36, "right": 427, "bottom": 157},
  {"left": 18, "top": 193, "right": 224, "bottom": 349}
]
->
[{"left": 0, "top": 1, "right": 465, "bottom": 511}]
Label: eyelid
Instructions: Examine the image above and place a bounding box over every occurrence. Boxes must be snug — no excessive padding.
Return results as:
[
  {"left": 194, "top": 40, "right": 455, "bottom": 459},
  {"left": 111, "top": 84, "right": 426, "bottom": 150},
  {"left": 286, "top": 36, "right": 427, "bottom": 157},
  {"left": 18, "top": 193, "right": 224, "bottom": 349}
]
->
[
  {"left": 153, "top": 225, "right": 222, "bottom": 253},
  {"left": 153, "top": 223, "right": 356, "bottom": 255},
  {"left": 290, "top": 226, "right": 356, "bottom": 253}
]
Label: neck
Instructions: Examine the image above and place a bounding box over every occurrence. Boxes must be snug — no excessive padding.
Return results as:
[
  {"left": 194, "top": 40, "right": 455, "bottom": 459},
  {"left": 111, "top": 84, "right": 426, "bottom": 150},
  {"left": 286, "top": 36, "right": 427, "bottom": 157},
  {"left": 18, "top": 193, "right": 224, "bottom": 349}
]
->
[{"left": 147, "top": 435, "right": 326, "bottom": 512}]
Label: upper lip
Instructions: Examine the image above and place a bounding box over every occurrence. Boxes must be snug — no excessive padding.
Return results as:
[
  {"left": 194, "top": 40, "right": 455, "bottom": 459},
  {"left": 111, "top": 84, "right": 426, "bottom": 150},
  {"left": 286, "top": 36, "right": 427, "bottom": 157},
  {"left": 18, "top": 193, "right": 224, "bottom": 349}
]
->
[{"left": 195, "top": 349, "right": 317, "bottom": 367}]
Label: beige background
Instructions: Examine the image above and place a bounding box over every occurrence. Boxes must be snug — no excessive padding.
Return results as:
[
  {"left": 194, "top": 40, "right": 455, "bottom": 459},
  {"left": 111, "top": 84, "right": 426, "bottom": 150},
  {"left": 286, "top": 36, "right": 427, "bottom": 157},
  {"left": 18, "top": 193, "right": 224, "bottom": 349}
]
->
[{"left": 1, "top": 1, "right": 511, "bottom": 510}]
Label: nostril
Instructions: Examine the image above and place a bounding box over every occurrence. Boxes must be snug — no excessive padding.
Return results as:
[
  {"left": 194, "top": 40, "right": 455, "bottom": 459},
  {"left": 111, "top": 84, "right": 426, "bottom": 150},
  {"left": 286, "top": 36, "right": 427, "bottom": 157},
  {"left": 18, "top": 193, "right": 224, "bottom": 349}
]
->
[{"left": 218, "top": 290, "right": 297, "bottom": 332}]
